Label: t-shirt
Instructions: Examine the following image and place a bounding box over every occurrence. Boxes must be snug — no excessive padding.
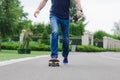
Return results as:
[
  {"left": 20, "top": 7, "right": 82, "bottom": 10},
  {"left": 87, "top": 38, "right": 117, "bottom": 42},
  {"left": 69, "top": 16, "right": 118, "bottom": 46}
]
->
[{"left": 50, "top": 0, "right": 70, "bottom": 19}]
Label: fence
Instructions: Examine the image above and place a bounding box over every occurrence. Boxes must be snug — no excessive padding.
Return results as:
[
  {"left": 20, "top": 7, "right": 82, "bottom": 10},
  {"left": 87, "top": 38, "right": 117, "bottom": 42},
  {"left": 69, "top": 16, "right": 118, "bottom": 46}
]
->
[{"left": 103, "top": 36, "right": 120, "bottom": 49}]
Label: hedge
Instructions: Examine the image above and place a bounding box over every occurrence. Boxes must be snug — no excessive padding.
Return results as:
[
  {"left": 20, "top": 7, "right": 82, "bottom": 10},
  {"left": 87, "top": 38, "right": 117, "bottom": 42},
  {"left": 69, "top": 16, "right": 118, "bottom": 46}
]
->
[
  {"left": 1, "top": 42, "right": 120, "bottom": 52},
  {"left": 77, "top": 45, "right": 106, "bottom": 52}
]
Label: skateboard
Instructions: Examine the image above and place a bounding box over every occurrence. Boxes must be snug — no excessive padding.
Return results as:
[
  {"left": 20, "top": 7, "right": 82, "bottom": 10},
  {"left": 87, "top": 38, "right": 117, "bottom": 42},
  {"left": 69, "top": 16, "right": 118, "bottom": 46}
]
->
[{"left": 48, "top": 59, "right": 60, "bottom": 67}]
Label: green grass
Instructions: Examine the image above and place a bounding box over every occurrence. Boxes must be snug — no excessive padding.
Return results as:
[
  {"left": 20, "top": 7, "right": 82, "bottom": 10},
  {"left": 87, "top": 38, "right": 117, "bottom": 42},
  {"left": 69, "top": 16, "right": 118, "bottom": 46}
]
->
[{"left": 0, "top": 50, "right": 50, "bottom": 61}]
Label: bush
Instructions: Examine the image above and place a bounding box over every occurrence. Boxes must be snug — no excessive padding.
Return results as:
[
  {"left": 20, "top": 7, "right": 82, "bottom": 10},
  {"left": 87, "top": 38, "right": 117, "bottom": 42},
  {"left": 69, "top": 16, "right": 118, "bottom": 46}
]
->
[
  {"left": 70, "top": 22, "right": 84, "bottom": 36},
  {"left": 106, "top": 48, "right": 120, "bottom": 52},
  {"left": 1, "top": 41, "right": 51, "bottom": 51},
  {"left": 29, "top": 41, "right": 50, "bottom": 51},
  {"left": 1, "top": 42, "right": 120, "bottom": 52},
  {"left": 1, "top": 42, "right": 19, "bottom": 50},
  {"left": 77, "top": 45, "right": 106, "bottom": 52}
]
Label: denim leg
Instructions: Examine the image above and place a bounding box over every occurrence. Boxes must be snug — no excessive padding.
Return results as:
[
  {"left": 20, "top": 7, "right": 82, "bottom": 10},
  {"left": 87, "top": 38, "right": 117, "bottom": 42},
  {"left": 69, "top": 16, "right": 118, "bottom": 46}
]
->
[
  {"left": 60, "top": 19, "right": 70, "bottom": 57},
  {"left": 50, "top": 15, "right": 59, "bottom": 58}
]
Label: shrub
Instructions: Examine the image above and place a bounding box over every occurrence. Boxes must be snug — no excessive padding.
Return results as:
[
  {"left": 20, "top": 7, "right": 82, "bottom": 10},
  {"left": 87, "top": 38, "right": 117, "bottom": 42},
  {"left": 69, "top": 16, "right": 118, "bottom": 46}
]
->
[
  {"left": 106, "top": 48, "right": 120, "bottom": 52},
  {"left": 1, "top": 42, "right": 120, "bottom": 52},
  {"left": 29, "top": 41, "right": 50, "bottom": 51},
  {"left": 77, "top": 45, "right": 106, "bottom": 52},
  {"left": 1, "top": 42, "right": 19, "bottom": 50}
]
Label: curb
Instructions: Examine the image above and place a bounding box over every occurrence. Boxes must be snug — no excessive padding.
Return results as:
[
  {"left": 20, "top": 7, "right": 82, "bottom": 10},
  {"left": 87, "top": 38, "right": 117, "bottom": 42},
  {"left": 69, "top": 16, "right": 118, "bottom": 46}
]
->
[{"left": 0, "top": 55, "right": 49, "bottom": 67}]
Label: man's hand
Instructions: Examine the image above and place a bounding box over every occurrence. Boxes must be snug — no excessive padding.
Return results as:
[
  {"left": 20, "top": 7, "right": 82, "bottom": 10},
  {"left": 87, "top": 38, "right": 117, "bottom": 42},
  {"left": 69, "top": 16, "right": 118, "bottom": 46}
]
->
[
  {"left": 34, "top": 10, "right": 40, "bottom": 18},
  {"left": 34, "top": 0, "right": 48, "bottom": 18},
  {"left": 77, "top": 10, "right": 82, "bottom": 19}
]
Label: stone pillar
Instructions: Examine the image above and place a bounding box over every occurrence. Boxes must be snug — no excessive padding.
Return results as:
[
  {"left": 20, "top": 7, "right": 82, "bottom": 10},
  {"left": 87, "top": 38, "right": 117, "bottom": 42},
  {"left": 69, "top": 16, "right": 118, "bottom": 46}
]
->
[
  {"left": 82, "top": 32, "right": 89, "bottom": 45},
  {"left": 112, "top": 38, "right": 114, "bottom": 48},
  {"left": 82, "top": 31, "right": 94, "bottom": 46},
  {"left": 118, "top": 40, "right": 120, "bottom": 48},
  {"left": 103, "top": 36, "right": 108, "bottom": 49},
  {"left": 108, "top": 37, "right": 111, "bottom": 49},
  {"left": 117, "top": 40, "right": 119, "bottom": 48},
  {"left": 89, "top": 33, "right": 94, "bottom": 45},
  {"left": 71, "top": 45, "right": 77, "bottom": 52},
  {"left": 109, "top": 38, "right": 112, "bottom": 49}
]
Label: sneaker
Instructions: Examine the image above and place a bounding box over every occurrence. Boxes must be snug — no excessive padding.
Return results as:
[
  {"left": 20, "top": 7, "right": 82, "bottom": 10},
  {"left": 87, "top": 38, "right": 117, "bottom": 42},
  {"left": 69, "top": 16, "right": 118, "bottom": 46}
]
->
[{"left": 63, "top": 57, "right": 68, "bottom": 64}]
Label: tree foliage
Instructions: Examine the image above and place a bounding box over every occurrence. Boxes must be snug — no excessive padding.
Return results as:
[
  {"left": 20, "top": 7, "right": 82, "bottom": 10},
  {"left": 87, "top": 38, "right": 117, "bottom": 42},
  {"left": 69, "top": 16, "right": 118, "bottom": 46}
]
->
[
  {"left": 70, "top": 0, "right": 77, "bottom": 23},
  {"left": 32, "top": 22, "right": 85, "bottom": 37},
  {"left": 41, "top": 30, "right": 50, "bottom": 45},
  {"left": 46, "top": 24, "right": 51, "bottom": 34},
  {"left": 32, "top": 23, "right": 45, "bottom": 36},
  {"left": 70, "top": 22, "right": 85, "bottom": 36},
  {"left": 69, "top": 0, "right": 86, "bottom": 36},
  {"left": 112, "top": 20, "right": 120, "bottom": 36},
  {"left": 94, "top": 30, "right": 112, "bottom": 40},
  {"left": 0, "top": 0, "right": 27, "bottom": 38},
  {"left": 70, "top": 0, "right": 86, "bottom": 23}
]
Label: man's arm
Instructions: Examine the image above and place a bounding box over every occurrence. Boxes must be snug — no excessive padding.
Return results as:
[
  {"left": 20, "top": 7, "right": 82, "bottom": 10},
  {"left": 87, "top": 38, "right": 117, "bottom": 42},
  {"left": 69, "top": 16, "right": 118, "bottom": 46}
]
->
[
  {"left": 34, "top": 0, "right": 48, "bottom": 18},
  {"left": 74, "top": 0, "right": 82, "bottom": 18}
]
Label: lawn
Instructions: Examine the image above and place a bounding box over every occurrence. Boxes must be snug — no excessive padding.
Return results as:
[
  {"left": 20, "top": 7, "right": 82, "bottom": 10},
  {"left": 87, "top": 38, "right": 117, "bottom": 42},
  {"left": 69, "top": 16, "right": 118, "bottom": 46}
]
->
[{"left": 0, "top": 50, "right": 50, "bottom": 61}]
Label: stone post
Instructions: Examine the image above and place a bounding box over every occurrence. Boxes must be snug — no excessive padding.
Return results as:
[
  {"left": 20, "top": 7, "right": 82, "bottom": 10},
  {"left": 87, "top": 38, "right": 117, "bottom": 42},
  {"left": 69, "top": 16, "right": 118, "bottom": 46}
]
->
[
  {"left": 103, "top": 36, "right": 108, "bottom": 49},
  {"left": 82, "top": 32, "right": 89, "bottom": 45},
  {"left": 89, "top": 33, "right": 94, "bottom": 45},
  {"left": 71, "top": 45, "right": 77, "bottom": 52}
]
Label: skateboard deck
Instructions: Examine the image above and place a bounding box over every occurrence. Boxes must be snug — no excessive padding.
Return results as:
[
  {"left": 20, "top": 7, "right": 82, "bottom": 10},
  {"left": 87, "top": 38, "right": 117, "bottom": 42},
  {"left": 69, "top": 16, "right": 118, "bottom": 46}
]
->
[{"left": 48, "top": 59, "right": 60, "bottom": 67}]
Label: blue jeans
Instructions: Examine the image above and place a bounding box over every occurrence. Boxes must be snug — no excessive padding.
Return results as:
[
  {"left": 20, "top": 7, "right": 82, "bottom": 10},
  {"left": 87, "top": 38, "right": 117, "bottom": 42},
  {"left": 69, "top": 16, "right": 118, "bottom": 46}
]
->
[{"left": 50, "top": 15, "right": 70, "bottom": 58}]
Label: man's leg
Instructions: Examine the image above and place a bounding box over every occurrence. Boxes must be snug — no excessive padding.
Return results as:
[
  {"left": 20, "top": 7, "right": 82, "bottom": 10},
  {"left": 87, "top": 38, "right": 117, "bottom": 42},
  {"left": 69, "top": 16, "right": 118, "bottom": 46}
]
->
[
  {"left": 60, "top": 19, "right": 70, "bottom": 59},
  {"left": 50, "top": 15, "right": 59, "bottom": 59}
]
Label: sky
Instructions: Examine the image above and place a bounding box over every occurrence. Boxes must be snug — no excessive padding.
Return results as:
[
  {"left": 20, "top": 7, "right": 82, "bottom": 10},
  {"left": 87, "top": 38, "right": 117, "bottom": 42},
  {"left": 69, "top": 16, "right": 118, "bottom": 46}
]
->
[{"left": 19, "top": 0, "right": 120, "bottom": 34}]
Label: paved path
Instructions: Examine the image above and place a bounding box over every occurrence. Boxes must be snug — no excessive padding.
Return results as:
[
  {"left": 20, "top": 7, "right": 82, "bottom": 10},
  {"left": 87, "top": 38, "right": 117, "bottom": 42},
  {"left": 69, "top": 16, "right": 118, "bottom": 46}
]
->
[{"left": 0, "top": 52, "right": 120, "bottom": 80}]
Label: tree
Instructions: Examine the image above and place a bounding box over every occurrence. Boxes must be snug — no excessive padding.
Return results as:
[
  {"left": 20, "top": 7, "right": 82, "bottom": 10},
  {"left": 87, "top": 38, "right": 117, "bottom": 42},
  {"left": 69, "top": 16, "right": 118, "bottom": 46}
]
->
[
  {"left": 70, "top": 22, "right": 85, "bottom": 36},
  {"left": 94, "top": 30, "right": 112, "bottom": 40},
  {"left": 70, "top": 0, "right": 78, "bottom": 23},
  {"left": 46, "top": 24, "right": 51, "bottom": 34},
  {"left": 32, "top": 23, "right": 45, "bottom": 36},
  {"left": 18, "top": 20, "right": 33, "bottom": 34},
  {"left": 0, "top": 0, "right": 27, "bottom": 38},
  {"left": 70, "top": 0, "right": 86, "bottom": 23},
  {"left": 112, "top": 20, "right": 120, "bottom": 36},
  {"left": 41, "top": 30, "right": 50, "bottom": 45},
  {"left": 69, "top": 0, "right": 86, "bottom": 37}
]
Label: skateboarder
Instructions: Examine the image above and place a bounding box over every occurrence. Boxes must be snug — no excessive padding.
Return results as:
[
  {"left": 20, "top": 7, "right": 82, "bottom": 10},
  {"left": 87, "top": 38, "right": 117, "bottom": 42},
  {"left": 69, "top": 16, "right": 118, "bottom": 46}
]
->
[{"left": 34, "top": 0, "right": 82, "bottom": 64}]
